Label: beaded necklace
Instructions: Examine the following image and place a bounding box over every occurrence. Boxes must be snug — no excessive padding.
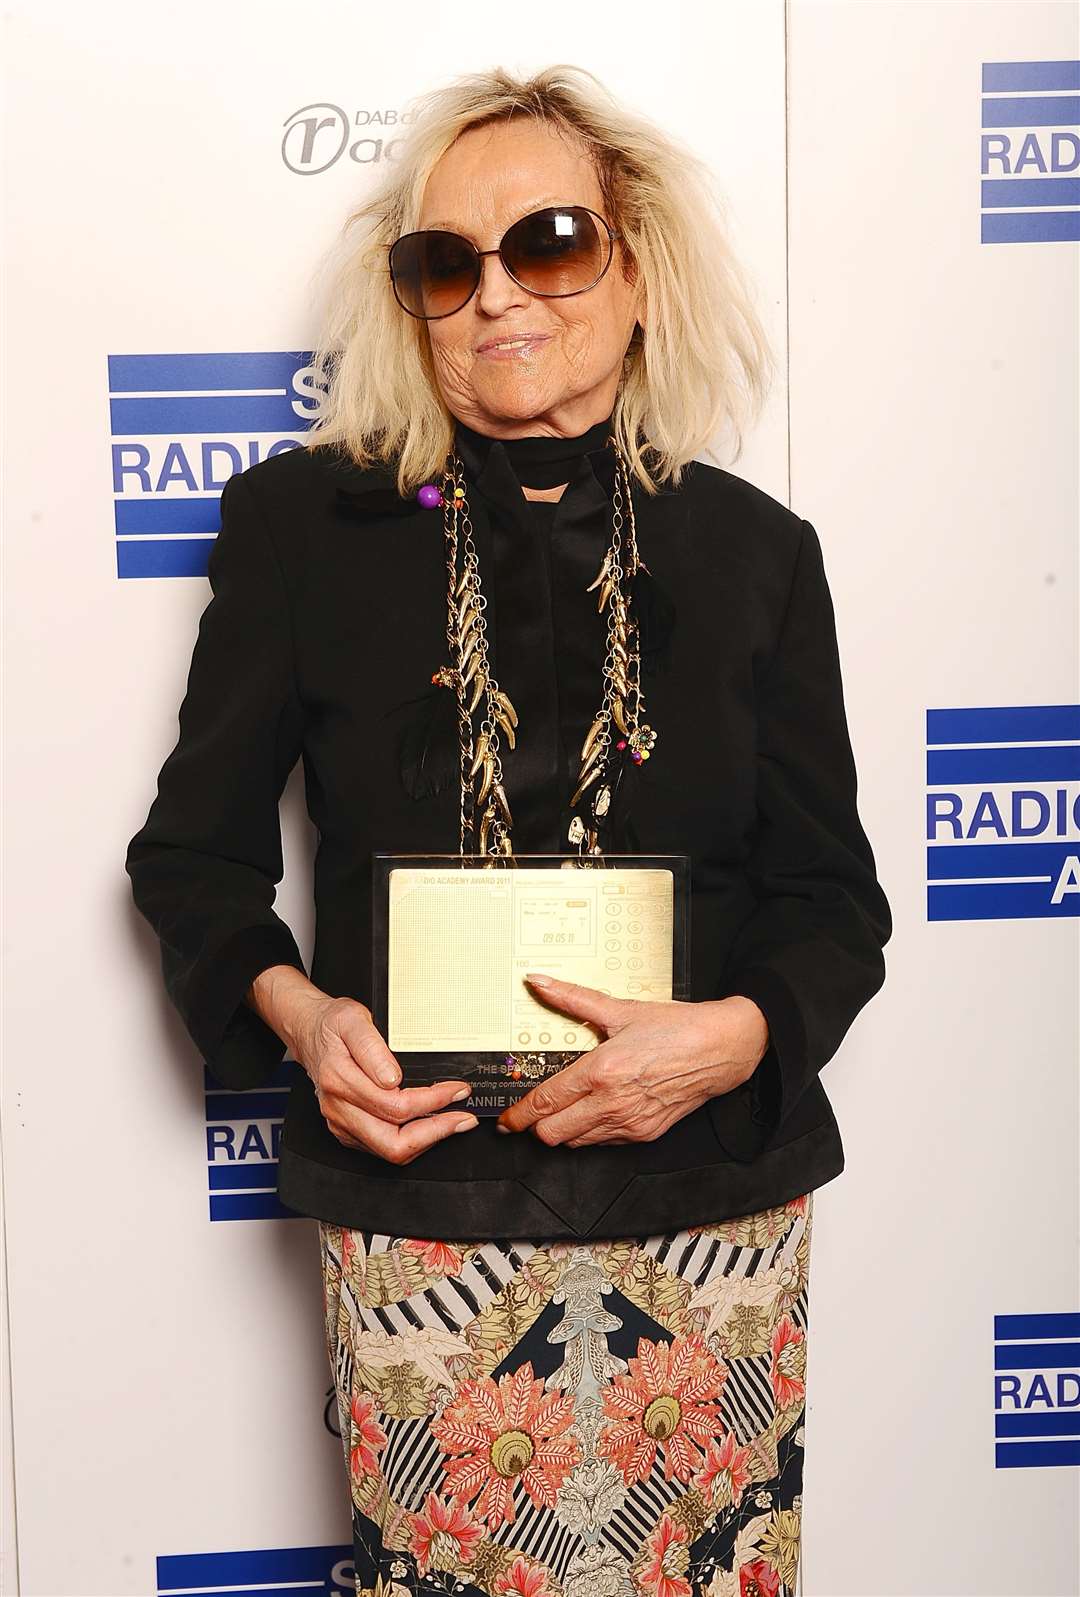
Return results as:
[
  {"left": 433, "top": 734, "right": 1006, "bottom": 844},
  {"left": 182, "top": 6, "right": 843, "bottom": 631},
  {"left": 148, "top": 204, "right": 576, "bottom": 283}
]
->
[{"left": 415, "top": 430, "right": 658, "bottom": 858}]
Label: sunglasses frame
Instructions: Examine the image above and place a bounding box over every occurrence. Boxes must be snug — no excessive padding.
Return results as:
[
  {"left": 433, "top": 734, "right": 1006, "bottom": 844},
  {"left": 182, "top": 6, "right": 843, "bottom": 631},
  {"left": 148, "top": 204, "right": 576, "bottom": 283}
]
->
[{"left": 387, "top": 204, "right": 623, "bottom": 321}]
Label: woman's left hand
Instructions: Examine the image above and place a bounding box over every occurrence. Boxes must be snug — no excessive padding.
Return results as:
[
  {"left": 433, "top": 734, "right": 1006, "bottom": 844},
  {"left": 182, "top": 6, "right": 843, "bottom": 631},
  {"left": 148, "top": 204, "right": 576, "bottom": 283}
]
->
[{"left": 496, "top": 974, "right": 771, "bottom": 1147}]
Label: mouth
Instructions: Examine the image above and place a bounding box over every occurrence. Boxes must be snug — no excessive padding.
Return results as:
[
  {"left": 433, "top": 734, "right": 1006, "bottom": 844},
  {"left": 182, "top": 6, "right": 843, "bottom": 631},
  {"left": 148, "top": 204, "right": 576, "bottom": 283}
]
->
[{"left": 475, "top": 332, "right": 553, "bottom": 357}]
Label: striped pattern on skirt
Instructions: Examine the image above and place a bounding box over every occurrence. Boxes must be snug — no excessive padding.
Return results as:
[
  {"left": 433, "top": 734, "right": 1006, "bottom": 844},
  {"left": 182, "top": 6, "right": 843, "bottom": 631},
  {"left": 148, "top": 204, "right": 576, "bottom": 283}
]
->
[{"left": 319, "top": 1191, "right": 812, "bottom": 1597}]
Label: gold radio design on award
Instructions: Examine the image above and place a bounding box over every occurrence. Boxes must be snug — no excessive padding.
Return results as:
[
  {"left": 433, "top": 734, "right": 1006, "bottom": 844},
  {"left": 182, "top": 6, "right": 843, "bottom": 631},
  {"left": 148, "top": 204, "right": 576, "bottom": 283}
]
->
[{"left": 371, "top": 853, "right": 691, "bottom": 1115}]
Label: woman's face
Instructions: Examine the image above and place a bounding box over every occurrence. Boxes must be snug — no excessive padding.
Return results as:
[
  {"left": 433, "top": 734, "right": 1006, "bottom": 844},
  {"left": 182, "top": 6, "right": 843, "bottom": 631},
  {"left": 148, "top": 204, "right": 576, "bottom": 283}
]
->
[{"left": 417, "top": 118, "right": 643, "bottom": 438}]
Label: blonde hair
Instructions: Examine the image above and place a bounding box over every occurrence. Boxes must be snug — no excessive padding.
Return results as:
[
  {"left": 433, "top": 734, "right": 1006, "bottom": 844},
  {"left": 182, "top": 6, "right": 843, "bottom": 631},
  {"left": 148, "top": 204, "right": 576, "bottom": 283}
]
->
[{"left": 304, "top": 63, "right": 775, "bottom": 496}]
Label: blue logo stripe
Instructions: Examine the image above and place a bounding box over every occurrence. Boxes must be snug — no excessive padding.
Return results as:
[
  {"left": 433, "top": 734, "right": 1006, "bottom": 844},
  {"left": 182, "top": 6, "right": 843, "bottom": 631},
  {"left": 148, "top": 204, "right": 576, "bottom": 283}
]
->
[
  {"left": 207, "top": 1163, "right": 278, "bottom": 1192},
  {"left": 110, "top": 394, "right": 305, "bottom": 435},
  {"left": 929, "top": 881, "right": 1078, "bottom": 920},
  {"left": 996, "top": 1439, "right": 1080, "bottom": 1468},
  {"left": 996, "top": 1412, "right": 1080, "bottom": 1438},
  {"left": 927, "top": 842, "right": 1070, "bottom": 879},
  {"left": 115, "top": 497, "right": 223, "bottom": 536},
  {"left": 109, "top": 351, "right": 307, "bottom": 392},
  {"left": 981, "top": 93, "right": 1080, "bottom": 127},
  {"left": 982, "top": 176, "right": 1080, "bottom": 207},
  {"left": 157, "top": 1544, "right": 351, "bottom": 1585},
  {"left": 926, "top": 705, "right": 1080, "bottom": 744},
  {"left": 927, "top": 746, "right": 1080, "bottom": 782},
  {"left": 117, "top": 539, "right": 214, "bottom": 580},
  {"left": 982, "top": 212, "right": 1080, "bottom": 245},
  {"left": 982, "top": 60, "right": 1080, "bottom": 92},
  {"left": 158, "top": 1589, "right": 307, "bottom": 1597},
  {"left": 996, "top": 1312, "right": 1080, "bottom": 1338},
  {"left": 994, "top": 1341, "right": 1080, "bottom": 1371},
  {"left": 204, "top": 1090, "right": 291, "bottom": 1120},
  {"left": 208, "top": 1192, "right": 302, "bottom": 1222}
]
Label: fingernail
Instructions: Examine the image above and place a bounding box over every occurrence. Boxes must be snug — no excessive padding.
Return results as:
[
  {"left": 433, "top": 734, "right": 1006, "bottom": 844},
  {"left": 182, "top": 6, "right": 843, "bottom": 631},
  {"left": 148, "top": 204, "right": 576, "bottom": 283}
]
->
[
  {"left": 451, "top": 1087, "right": 471, "bottom": 1103},
  {"left": 526, "top": 972, "right": 552, "bottom": 987},
  {"left": 454, "top": 1116, "right": 479, "bottom": 1133},
  {"left": 378, "top": 1068, "right": 399, "bottom": 1088},
  {"left": 496, "top": 1122, "right": 512, "bottom": 1134}
]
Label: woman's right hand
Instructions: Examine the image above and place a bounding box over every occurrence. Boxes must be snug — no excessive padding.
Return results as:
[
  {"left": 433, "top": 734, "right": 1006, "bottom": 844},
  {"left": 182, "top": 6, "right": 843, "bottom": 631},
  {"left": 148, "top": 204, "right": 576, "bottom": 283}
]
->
[{"left": 284, "top": 988, "right": 479, "bottom": 1164}]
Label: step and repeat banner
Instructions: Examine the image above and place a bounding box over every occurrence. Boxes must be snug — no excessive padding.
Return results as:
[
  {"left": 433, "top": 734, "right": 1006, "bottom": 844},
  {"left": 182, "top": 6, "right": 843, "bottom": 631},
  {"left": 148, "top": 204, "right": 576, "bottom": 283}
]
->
[{"left": 1, "top": 1, "right": 1076, "bottom": 1593}]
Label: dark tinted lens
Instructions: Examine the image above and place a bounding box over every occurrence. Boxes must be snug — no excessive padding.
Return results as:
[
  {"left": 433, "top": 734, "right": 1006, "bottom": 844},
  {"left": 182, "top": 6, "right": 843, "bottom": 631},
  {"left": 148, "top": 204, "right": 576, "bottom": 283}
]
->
[
  {"left": 389, "top": 230, "right": 478, "bottom": 318},
  {"left": 502, "top": 207, "right": 607, "bottom": 296}
]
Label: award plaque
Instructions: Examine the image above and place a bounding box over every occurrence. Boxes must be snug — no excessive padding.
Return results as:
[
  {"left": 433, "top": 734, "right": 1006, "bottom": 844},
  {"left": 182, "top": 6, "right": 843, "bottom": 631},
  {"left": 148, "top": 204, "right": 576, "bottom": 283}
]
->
[{"left": 372, "top": 853, "right": 691, "bottom": 1115}]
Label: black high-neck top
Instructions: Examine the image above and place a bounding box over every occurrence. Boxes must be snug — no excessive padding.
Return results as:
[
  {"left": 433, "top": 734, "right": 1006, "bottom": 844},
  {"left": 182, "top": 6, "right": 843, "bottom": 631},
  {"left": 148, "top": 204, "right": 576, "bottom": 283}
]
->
[{"left": 457, "top": 414, "right": 614, "bottom": 488}]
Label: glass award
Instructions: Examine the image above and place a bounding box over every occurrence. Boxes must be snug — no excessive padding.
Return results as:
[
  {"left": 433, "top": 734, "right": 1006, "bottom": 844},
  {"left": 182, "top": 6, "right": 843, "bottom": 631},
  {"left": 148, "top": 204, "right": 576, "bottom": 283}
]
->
[{"left": 371, "top": 852, "right": 691, "bottom": 1116}]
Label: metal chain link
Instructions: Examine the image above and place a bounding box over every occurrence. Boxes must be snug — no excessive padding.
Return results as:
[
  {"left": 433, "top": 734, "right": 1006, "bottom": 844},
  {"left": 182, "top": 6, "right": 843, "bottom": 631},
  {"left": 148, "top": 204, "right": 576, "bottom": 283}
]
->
[{"left": 440, "top": 437, "right": 646, "bottom": 859}]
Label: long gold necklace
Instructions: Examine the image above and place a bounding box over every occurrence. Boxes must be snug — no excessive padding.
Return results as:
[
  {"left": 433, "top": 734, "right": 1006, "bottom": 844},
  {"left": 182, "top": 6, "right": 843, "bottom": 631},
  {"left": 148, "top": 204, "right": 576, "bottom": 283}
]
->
[{"left": 427, "top": 435, "right": 658, "bottom": 859}]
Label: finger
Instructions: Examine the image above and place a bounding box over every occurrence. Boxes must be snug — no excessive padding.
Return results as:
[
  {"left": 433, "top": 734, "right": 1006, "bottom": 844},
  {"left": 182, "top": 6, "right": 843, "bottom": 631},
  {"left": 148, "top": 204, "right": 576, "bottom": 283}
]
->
[
  {"left": 336, "top": 1006, "right": 402, "bottom": 1088},
  {"left": 327, "top": 1073, "right": 474, "bottom": 1125},
  {"left": 497, "top": 1056, "right": 594, "bottom": 1133},
  {"left": 524, "top": 973, "right": 626, "bottom": 1032},
  {"left": 530, "top": 1096, "right": 625, "bottom": 1146},
  {"left": 541, "top": 1097, "right": 670, "bottom": 1147},
  {"left": 331, "top": 1101, "right": 478, "bottom": 1164}
]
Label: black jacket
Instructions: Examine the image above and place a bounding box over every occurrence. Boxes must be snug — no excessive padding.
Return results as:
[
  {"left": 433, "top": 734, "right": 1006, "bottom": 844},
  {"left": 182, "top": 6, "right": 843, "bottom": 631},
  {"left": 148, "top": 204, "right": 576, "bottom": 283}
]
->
[{"left": 124, "top": 422, "right": 892, "bottom": 1240}]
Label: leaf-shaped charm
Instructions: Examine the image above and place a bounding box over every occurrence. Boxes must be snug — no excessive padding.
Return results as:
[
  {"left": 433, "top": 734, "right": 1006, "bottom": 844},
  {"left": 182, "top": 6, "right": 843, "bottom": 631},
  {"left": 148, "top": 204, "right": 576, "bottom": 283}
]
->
[
  {"left": 492, "top": 781, "right": 512, "bottom": 823},
  {"left": 477, "top": 753, "right": 495, "bottom": 805},
  {"left": 459, "top": 630, "right": 478, "bottom": 670},
  {"left": 455, "top": 566, "right": 470, "bottom": 599},
  {"left": 586, "top": 550, "right": 612, "bottom": 593},
  {"left": 468, "top": 674, "right": 486, "bottom": 715},
  {"left": 578, "top": 741, "right": 604, "bottom": 780},
  {"left": 495, "top": 712, "right": 516, "bottom": 750},
  {"left": 494, "top": 688, "right": 518, "bottom": 727},
  {"left": 469, "top": 733, "right": 490, "bottom": 776},
  {"left": 478, "top": 807, "right": 491, "bottom": 855},
  {"left": 597, "top": 577, "right": 614, "bottom": 613},
  {"left": 581, "top": 713, "right": 606, "bottom": 762},
  {"left": 611, "top": 697, "right": 630, "bottom": 735},
  {"left": 461, "top": 656, "right": 479, "bottom": 687},
  {"left": 570, "top": 765, "right": 602, "bottom": 808},
  {"left": 456, "top": 589, "right": 472, "bottom": 631}
]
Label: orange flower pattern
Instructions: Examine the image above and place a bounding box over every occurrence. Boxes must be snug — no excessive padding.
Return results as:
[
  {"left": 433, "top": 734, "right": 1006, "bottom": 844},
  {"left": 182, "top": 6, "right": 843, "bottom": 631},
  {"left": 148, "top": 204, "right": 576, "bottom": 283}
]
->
[
  {"left": 320, "top": 1191, "right": 812, "bottom": 1597},
  {"left": 639, "top": 1513, "right": 692, "bottom": 1597},
  {"left": 599, "top": 1334, "right": 728, "bottom": 1485},
  {"left": 432, "top": 1365, "right": 581, "bottom": 1529},
  {"left": 409, "top": 1491, "right": 484, "bottom": 1574}
]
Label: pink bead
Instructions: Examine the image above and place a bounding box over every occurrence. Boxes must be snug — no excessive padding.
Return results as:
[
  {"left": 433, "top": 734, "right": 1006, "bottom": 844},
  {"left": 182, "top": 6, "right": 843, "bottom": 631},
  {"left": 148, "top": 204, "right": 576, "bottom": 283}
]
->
[
  {"left": 616, "top": 739, "right": 627, "bottom": 751},
  {"left": 417, "top": 484, "right": 443, "bottom": 509}
]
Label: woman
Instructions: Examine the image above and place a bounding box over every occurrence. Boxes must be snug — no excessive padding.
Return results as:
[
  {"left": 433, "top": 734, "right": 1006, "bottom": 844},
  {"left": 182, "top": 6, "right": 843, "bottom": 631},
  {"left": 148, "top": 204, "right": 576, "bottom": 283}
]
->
[{"left": 126, "top": 65, "right": 891, "bottom": 1597}]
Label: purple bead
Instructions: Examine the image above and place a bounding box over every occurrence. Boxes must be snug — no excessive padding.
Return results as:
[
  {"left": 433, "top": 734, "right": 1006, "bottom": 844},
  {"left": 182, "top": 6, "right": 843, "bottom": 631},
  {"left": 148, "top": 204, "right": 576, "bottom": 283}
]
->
[{"left": 417, "top": 484, "right": 443, "bottom": 509}]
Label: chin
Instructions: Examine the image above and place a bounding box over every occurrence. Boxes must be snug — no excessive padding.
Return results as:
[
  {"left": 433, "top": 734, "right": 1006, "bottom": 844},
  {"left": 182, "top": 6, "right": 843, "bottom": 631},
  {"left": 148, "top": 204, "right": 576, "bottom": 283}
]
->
[{"left": 472, "top": 378, "right": 563, "bottom": 421}]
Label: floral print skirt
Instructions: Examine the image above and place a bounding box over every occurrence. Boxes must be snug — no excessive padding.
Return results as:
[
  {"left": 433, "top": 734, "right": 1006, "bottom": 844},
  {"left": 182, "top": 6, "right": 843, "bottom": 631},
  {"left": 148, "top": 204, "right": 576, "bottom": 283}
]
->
[{"left": 319, "top": 1191, "right": 812, "bottom": 1597}]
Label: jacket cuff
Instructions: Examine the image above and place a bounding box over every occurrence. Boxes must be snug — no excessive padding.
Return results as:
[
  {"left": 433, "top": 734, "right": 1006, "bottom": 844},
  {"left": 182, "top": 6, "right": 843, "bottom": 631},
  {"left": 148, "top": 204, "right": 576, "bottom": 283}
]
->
[
  {"left": 185, "top": 922, "right": 307, "bottom": 1090},
  {"left": 714, "top": 964, "right": 809, "bottom": 1137}
]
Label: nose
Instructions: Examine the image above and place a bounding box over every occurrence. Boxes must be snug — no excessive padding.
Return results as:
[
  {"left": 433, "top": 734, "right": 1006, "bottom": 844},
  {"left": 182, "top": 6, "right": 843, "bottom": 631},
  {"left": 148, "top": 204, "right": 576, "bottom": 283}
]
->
[{"left": 474, "top": 250, "right": 531, "bottom": 317}]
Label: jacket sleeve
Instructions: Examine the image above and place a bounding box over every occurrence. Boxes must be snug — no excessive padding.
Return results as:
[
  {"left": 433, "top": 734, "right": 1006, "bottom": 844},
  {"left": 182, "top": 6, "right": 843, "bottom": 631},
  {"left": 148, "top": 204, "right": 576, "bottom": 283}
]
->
[
  {"left": 714, "top": 516, "right": 892, "bottom": 1138},
  {"left": 124, "top": 470, "right": 308, "bottom": 1090}
]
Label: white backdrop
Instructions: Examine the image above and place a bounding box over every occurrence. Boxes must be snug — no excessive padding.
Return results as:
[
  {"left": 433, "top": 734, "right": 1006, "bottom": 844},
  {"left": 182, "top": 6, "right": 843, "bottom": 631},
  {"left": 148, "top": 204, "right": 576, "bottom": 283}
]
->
[{"left": 1, "top": 1, "right": 1076, "bottom": 1593}]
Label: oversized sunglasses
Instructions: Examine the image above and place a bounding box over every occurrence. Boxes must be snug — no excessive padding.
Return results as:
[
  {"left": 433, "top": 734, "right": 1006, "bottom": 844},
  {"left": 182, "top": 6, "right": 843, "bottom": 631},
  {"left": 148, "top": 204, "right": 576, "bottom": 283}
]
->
[{"left": 388, "top": 204, "right": 621, "bottom": 320}]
